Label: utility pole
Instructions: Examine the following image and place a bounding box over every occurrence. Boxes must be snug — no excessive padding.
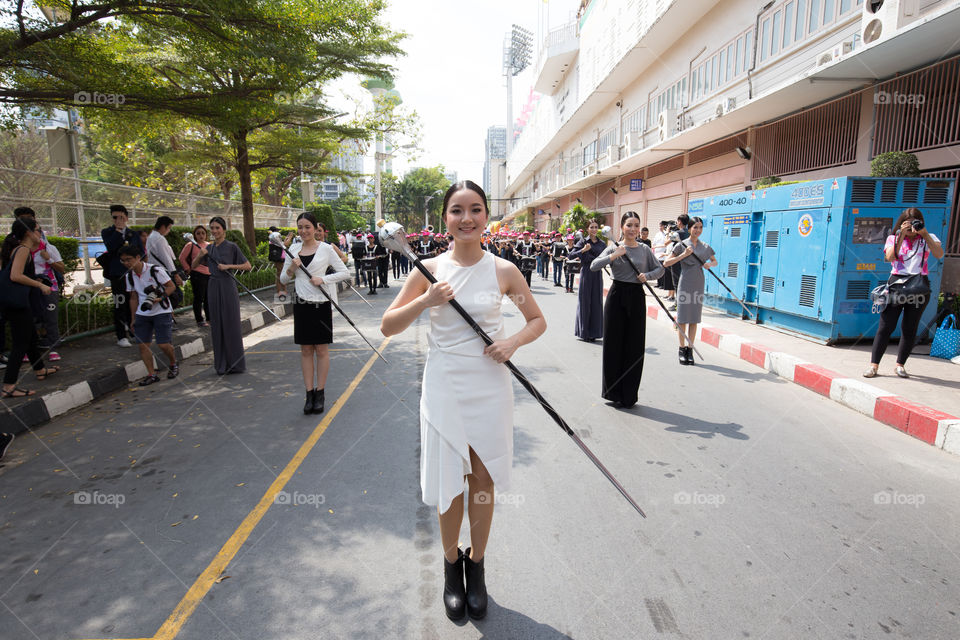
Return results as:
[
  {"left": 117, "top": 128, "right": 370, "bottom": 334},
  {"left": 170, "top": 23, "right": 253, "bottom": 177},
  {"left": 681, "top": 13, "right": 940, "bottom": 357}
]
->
[{"left": 504, "top": 24, "right": 533, "bottom": 158}]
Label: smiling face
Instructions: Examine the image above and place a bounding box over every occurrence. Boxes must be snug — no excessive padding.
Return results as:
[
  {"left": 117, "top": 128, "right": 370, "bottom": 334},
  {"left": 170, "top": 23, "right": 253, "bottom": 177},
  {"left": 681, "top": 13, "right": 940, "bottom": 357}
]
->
[
  {"left": 297, "top": 217, "right": 317, "bottom": 242},
  {"left": 689, "top": 220, "right": 703, "bottom": 240},
  {"left": 443, "top": 188, "right": 488, "bottom": 243},
  {"left": 209, "top": 220, "right": 225, "bottom": 242},
  {"left": 587, "top": 220, "right": 599, "bottom": 238}
]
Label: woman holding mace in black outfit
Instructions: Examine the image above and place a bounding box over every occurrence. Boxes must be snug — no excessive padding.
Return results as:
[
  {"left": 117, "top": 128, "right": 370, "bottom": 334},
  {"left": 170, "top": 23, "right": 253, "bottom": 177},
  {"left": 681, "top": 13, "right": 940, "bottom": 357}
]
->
[
  {"left": 568, "top": 219, "right": 605, "bottom": 341},
  {"left": 590, "top": 211, "right": 663, "bottom": 408},
  {"left": 280, "top": 213, "right": 351, "bottom": 414}
]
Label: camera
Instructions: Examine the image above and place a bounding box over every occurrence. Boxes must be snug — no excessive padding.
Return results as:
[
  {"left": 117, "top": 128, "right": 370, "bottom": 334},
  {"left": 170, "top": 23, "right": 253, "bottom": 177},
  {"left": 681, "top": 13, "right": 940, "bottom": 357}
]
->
[
  {"left": 140, "top": 285, "right": 167, "bottom": 312},
  {"left": 910, "top": 219, "right": 925, "bottom": 231}
]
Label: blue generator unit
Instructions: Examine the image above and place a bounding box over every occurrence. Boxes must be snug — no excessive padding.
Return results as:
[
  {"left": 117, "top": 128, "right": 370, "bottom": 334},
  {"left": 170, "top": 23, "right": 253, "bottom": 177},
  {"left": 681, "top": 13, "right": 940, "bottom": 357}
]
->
[{"left": 688, "top": 176, "right": 955, "bottom": 344}]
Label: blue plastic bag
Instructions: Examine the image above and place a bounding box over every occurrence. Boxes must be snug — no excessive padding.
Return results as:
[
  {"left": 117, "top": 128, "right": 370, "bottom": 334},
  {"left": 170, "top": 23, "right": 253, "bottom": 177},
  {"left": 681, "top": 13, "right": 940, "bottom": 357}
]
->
[{"left": 930, "top": 314, "right": 960, "bottom": 360}]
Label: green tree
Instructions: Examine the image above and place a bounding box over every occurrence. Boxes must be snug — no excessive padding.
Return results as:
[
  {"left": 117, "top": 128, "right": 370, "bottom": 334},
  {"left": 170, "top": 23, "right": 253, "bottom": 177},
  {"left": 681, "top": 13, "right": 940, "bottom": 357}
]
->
[
  {"left": 392, "top": 166, "right": 452, "bottom": 232},
  {"left": 2, "top": 0, "right": 405, "bottom": 250},
  {"left": 562, "top": 203, "right": 604, "bottom": 234}
]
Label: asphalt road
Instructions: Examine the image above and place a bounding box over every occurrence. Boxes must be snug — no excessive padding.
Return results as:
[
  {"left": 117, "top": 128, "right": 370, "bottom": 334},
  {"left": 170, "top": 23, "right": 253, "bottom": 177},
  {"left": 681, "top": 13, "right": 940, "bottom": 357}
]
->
[{"left": 1, "top": 272, "right": 959, "bottom": 640}]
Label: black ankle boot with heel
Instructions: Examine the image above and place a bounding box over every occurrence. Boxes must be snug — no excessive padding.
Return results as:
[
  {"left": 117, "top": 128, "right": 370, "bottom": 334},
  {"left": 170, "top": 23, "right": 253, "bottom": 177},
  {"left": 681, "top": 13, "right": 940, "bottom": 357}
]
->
[
  {"left": 443, "top": 548, "right": 466, "bottom": 620},
  {"left": 463, "top": 547, "right": 488, "bottom": 620},
  {"left": 311, "top": 388, "right": 325, "bottom": 414},
  {"left": 303, "top": 389, "right": 315, "bottom": 414},
  {"left": 678, "top": 346, "right": 687, "bottom": 365},
  {"left": 685, "top": 346, "right": 695, "bottom": 365}
]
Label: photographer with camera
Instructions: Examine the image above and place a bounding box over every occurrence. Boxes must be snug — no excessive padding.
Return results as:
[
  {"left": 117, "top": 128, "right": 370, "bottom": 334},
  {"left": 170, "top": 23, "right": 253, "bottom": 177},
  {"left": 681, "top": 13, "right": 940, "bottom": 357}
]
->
[
  {"left": 100, "top": 204, "right": 143, "bottom": 347},
  {"left": 865, "top": 208, "right": 943, "bottom": 379},
  {"left": 119, "top": 245, "right": 178, "bottom": 386}
]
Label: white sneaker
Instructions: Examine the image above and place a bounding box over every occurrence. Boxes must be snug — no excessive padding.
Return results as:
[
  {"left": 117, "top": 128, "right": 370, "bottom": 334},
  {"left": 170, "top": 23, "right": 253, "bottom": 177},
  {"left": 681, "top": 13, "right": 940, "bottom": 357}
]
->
[{"left": 117, "top": 338, "right": 132, "bottom": 347}]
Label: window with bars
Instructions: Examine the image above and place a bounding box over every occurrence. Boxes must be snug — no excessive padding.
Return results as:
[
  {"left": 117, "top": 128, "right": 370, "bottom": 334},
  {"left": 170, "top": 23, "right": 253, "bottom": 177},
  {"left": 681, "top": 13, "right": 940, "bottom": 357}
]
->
[
  {"left": 583, "top": 141, "right": 597, "bottom": 166},
  {"left": 622, "top": 107, "right": 647, "bottom": 138}
]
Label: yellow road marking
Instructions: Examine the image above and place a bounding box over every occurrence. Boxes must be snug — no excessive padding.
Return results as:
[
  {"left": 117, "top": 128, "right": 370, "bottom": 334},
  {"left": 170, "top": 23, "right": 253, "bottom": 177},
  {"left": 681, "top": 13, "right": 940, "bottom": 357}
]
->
[{"left": 149, "top": 336, "right": 391, "bottom": 640}]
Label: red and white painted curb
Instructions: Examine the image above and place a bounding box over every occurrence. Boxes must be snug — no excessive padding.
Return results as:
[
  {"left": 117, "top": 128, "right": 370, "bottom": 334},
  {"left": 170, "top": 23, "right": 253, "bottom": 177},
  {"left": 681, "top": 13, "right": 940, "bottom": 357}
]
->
[{"left": 644, "top": 303, "right": 960, "bottom": 456}]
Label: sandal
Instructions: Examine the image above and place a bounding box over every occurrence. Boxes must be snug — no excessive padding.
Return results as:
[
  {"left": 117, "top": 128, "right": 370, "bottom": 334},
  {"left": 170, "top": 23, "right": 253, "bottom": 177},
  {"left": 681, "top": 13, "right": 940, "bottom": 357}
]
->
[
  {"left": 35, "top": 366, "right": 61, "bottom": 381},
  {"left": 139, "top": 374, "right": 160, "bottom": 386},
  {"left": 2, "top": 387, "right": 35, "bottom": 398}
]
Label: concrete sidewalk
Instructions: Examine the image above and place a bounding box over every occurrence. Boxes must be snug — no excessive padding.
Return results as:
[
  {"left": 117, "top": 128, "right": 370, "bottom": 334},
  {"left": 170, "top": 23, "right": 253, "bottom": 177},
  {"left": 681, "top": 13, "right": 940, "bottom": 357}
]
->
[
  {"left": 599, "top": 268, "right": 960, "bottom": 455},
  {"left": 0, "top": 282, "right": 352, "bottom": 435}
]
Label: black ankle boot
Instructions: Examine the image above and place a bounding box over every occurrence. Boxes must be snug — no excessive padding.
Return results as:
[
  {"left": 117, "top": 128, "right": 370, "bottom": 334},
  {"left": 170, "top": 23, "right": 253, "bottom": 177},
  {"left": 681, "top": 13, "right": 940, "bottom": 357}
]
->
[
  {"left": 685, "top": 346, "right": 695, "bottom": 365},
  {"left": 678, "top": 346, "right": 687, "bottom": 365},
  {"left": 463, "top": 547, "right": 487, "bottom": 620},
  {"left": 443, "top": 548, "right": 466, "bottom": 620},
  {"left": 311, "top": 388, "right": 324, "bottom": 414},
  {"left": 303, "top": 389, "right": 315, "bottom": 414}
]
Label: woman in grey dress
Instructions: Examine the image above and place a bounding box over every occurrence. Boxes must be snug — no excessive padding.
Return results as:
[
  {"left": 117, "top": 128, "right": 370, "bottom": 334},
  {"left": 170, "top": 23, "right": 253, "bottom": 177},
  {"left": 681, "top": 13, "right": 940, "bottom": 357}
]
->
[
  {"left": 192, "top": 216, "right": 251, "bottom": 374},
  {"left": 662, "top": 216, "right": 717, "bottom": 366}
]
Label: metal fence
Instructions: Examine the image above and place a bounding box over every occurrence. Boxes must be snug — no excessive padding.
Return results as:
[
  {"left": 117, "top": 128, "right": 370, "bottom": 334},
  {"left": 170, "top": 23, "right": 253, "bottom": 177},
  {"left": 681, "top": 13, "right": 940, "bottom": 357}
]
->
[{"left": 0, "top": 167, "right": 302, "bottom": 237}]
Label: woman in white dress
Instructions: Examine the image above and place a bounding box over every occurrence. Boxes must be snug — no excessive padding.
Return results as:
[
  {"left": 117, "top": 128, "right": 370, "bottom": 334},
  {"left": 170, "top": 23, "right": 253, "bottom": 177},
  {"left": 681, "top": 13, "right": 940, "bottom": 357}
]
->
[{"left": 381, "top": 181, "right": 546, "bottom": 621}]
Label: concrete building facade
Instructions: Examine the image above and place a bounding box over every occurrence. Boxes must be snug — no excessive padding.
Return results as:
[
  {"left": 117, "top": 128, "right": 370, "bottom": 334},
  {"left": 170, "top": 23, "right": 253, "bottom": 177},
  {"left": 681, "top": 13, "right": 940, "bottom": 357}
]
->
[{"left": 504, "top": 0, "right": 960, "bottom": 290}]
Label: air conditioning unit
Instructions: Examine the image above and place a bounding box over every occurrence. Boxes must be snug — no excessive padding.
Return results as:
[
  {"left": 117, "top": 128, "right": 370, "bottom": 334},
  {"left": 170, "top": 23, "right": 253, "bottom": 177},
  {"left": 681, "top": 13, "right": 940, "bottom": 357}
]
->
[
  {"left": 657, "top": 109, "right": 677, "bottom": 142},
  {"left": 816, "top": 39, "right": 855, "bottom": 67},
  {"left": 714, "top": 101, "right": 726, "bottom": 118},
  {"left": 861, "top": 0, "right": 921, "bottom": 46},
  {"left": 725, "top": 97, "right": 737, "bottom": 113},
  {"left": 625, "top": 131, "right": 643, "bottom": 155},
  {"left": 606, "top": 145, "right": 620, "bottom": 162},
  {"left": 676, "top": 113, "right": 694, "bottom": 132},
  {"left": 580, "top": 165, "right": 597, "bottom": 178}
]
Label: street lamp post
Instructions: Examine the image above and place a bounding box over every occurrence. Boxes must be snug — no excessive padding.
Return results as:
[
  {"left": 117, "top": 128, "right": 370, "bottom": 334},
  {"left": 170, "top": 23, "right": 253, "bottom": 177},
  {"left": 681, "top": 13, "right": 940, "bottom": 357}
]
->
[{"left": 423, "top": 189, "right": 442, "bottom": 231}]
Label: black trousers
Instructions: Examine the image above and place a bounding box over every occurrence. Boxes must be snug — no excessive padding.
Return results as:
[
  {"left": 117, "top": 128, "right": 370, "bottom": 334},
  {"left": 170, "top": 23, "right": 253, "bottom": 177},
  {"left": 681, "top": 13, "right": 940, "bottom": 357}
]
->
[
  {"left": 190, "top": 271, "right": 210, "bottom": 323},
  {"left": 2, "top": 306, "right": 43, "bottom": 385},
  {"left": 110, "top": 275, "right": 131, "bottom": 340},
  {"left": 870, "top": 294, "right": 930, "bottom": 365},
  {"left": 601, "top": 281, "right": 646, "bottom": 408},
  {"left": 391, "top": 253, "right": 401, "bottom": 279},
  {"left": 379, "top": 258, "right": 389, "bottom": 287},
  {"left": 522, "top": 269, "right": 532, "bottom": 287}
]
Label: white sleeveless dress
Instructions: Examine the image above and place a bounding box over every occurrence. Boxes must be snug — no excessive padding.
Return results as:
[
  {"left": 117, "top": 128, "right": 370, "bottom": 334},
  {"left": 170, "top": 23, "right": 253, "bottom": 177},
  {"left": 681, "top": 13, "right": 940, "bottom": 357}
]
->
[{"left": 420, "top": 251, "right": 514, "bottom": 514}]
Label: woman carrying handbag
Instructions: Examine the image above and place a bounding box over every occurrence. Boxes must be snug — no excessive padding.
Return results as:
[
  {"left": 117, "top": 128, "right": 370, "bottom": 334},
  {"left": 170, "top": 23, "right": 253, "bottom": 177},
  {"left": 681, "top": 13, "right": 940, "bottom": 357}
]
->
[
  {"left": 865, "top": 208, "right": 943, "bottom": 378},
  {"left": 1, "top": 218, "right": 59, "bottom": 398}
]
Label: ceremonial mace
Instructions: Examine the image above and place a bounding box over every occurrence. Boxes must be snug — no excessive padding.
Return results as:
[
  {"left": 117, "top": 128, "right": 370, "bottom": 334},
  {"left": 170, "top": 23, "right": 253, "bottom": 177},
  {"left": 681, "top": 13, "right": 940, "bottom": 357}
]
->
[
  {"left": 184, "top": 233, "right": 281, "bottom": 322},
  {"left": 380, "top": 222, "right": 646, "bottom": 518},
  {"left": 268, "top": 235, "right": 388, "bottom": 364},
  {"left": 601, "top": 226, "right": 704, "bottom": 362},
  {"left": 269, "top": 231, "right": 374, "bottom": 310}
]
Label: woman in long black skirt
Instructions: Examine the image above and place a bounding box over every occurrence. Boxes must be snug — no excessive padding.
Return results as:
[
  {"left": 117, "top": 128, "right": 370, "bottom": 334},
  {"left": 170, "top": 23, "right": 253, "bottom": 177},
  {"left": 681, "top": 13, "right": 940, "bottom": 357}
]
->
[
  {"left": 568, "top": 219, "right": 605, "bottom": 341},
  {"left": 589, "top": 212, "right": 663, "bottom": 408},
  {"left": 192, "top": 216, "right": 250, "bottom": 374},
  {"left": 280, "top": 213, "right": 350, "bottom": 414}
]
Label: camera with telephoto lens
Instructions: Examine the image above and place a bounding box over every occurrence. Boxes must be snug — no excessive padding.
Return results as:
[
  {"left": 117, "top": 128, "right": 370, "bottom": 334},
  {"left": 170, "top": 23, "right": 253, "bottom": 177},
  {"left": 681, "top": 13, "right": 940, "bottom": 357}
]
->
[
  {"left": 910, "top": 219, "right": 925, "bottom": 231},
  {"left": 140, "top": 284, "right": 166, "bottom": 312}
]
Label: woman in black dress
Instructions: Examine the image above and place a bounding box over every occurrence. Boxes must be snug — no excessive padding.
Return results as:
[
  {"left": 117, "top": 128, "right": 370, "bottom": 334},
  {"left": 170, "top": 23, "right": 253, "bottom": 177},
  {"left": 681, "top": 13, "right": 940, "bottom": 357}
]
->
[
  {"left": 569, "top": 220, "right": 605, "bottom": 341},
  {"left": 280, "top": 213, "right": 350, "bottom": 414},
  {"left": 589, "top": 212, "right": 663, "bottom": 408},
  {"left": 192, "top": 217, "right": 250, "bottom": 374}
]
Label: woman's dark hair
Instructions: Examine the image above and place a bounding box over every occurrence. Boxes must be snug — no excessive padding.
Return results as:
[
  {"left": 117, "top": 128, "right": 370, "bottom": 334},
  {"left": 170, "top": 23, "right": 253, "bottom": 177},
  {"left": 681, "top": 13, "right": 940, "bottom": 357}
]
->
[
  {"left": 620, "top": 210, "right": 641, "bottom": 226},
  {"left": 441, "top": 180, "right": 489, "bottom": 217},
  {"left": 677, "top": 214, "right": 691, "bottom": 228},
  {"left": 587, "top": 219, "right": 600, "bottom": 229},
  {"left": 317, "top": 221, "right": 328, "bottom": 232},
  {"left": 296, "top": 212, "right": 318, "bottom": 228},
  {"left": 193, "top": 225, "right": 207, "bottom": 236},
  {"left": 688, "top": 216, "right": 704, "bottom": 228},
  {"left": 209, "top": 216, "right": 227, "bottom": 230},
  {"left": 1, "top": 217, "right": 37, "bottom": 266},
  {"left": 893, "top": 207, "right": 925, "bottom": 233}
]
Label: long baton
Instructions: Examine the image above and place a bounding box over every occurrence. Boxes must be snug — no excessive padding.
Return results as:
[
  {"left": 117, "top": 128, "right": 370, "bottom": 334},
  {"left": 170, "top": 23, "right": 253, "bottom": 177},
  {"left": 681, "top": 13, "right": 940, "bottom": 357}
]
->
[
  {"left": 684, "top": 248, "right": 755, "bottom": 319},
  {"left": 609, "top": 238, "right": 705, "bottom": 362},
  {"left": 184, "top": 235, "right": 281, "bottom": 322},
  {"left": 270, "top": 238, "right": 389, "bottom": 365},
  {"left": 381, "top": 223, "right": 646, "bottom": 518}
]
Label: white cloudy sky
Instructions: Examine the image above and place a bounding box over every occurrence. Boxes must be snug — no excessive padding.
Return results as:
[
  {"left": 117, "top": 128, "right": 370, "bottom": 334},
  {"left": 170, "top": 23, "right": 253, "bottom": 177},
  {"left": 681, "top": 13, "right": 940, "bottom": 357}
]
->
[{"left": 335, "top": 0, "right": 581, "bottom": 181}]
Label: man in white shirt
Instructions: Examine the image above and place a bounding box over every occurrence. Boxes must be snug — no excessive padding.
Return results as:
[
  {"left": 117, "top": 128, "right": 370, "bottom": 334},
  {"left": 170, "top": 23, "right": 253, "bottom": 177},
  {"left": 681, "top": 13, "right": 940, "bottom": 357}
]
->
[
  {"left": 119, "top": 245, "right": 178, "bottom": 386},
  {"left": 145, "top": 216, "right": 183, "bottom": 287}
]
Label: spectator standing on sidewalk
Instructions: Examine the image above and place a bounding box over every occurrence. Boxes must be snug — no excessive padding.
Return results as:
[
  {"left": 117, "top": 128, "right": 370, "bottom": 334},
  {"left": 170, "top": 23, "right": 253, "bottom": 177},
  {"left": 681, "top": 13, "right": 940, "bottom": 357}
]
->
[
  {"left": 145, "top": 216, "right": 184, "bottom": 307},
  {"left": 1, "top": 218, "right": 59, "bottom": 398},
  {"left": 865, "top": 208, "right": 943, "bottom": 379},
  {"left": 191, "top": 216, "right": 250, "bottom": 375},
  {"left": 120, "top": 245, "right": 178, "bottom": 385},
  {"left": 101, "top": 205, "right": 143, "bottom": 347},
  {"left": 179, "top": 225, "right": 211, "bottom": 326},
  {"left": 31, "top": 234, "right": 65, "bottom": 361}
]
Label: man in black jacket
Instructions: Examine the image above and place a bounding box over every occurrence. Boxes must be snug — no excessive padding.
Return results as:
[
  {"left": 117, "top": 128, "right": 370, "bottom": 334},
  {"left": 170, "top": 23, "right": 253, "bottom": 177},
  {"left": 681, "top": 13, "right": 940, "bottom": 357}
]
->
[{"left": 100, "top": 204, "right": 143, "bottom": 347}]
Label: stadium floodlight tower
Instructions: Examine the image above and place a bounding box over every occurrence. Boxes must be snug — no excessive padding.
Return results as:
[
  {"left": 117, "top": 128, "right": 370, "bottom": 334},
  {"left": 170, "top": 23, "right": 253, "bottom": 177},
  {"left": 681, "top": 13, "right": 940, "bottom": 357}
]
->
[{"left": 503, "top": 24, "right": 533, "bottom": 157}]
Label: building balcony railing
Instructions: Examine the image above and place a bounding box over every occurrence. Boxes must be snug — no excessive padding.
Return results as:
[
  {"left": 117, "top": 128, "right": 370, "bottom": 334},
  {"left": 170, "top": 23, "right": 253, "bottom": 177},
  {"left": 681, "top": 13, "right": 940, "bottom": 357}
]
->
[{"left": 533, "top": 21, "right": 579, "bottom": 96}]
